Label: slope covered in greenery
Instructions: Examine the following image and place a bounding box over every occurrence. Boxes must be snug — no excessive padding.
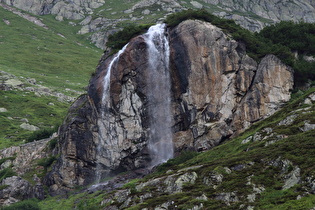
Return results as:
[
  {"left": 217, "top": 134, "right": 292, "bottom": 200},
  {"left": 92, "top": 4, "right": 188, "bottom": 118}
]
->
[
  {"left": 1, "top": 6, "right": 315, "bottom": 209},
  {"left": 6, "top": 88, "right": 314, "bottom": 209},
  {"left": 0, "top": 7, "right": 102, "bottom": 148},
  {"left": 0, "top": 7, "right": 102, "bottom": 93}
]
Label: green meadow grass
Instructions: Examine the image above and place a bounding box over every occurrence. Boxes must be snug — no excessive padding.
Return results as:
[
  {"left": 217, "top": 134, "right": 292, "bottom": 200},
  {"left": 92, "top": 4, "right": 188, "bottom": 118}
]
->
[
  {"left": 0, "top": 90, "right": 69, "bottom": 149},
  {"left": 0, "top": 7, "right": 102, "bottom": 93},
  {"left": 0, "top": 7, "right": 102, "bottom": 148}
]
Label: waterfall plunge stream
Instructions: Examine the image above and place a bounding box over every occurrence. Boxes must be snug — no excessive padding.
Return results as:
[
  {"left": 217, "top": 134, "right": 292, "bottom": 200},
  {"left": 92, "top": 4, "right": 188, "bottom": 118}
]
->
[
  {"left": 96, "top": 24, "right": 173, "bottom": 183},
  {"left": 96, "top": 44, "right": 128, "bottom": 183},
  {"left": 144, "top": 24, "right": 174, "bottom": 167}
]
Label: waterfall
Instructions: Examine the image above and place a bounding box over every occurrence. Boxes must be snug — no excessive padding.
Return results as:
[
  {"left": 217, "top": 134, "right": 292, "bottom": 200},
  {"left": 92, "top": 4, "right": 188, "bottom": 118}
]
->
[
  {"left": 95, "top": 23, "right": 173, "bottom": 182},
  {"left": 144, "top": 23, "right": 174, "bottom": 166},
  {"left": 102, "top": 44, "right": 129, "bottom": 106},
  {"left": 96, "top": 44, "right": 128, "bottom": 183}
]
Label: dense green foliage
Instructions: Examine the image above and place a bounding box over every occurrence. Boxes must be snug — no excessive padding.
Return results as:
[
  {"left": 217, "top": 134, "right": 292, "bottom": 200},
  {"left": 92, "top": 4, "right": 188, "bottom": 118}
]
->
[
  {"left": 165, "top": 9, "right": 292, "bottom": 61},
  {"left": 0, "top": 168, "right": 16, "bottom": 182},
  {"left": 154, "top": 151, "right": 199, "bottom": 174},
  {"left": 106, "top": 23, "right": 152, "bottom": 52},
  {"left": 26, "top": 125, "right": 59, "bottom": 143},
  {"left": 2, "top": 199, "right": 40, "bottom": 210},
  {"left": 37, "top": 156, "right": 57, "bottom": 169},
  {"left": 260, "top": 21, "right": 315, "bottom": 86},
  {"left": 259, "top": 21, "right": 315, "bottom": 55},
  {"left": 293, "top": 59, "right": 315, "bottom": 86}
]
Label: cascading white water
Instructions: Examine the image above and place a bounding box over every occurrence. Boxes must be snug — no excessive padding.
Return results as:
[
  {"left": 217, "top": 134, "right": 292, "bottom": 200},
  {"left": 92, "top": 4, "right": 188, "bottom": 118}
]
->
[
  {"left": 95, "top": 24, "right": 173, "bottom": 182},
  {"left": 102, "top": 44, "right": 129, "bottom": 105},
  {"left": 96, "top": 44, "right": 128, "bottom": 183},
  {"left": 144, "top": 23, "right": 174, "bottom": 166}
]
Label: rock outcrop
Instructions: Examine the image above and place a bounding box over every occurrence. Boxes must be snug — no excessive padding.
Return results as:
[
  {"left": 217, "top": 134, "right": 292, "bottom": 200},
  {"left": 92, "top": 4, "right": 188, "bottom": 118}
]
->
[
  {"left": 0, "top": 137, "right": 55, "bottom": 205},
  {"left": 46, "top": 19, "right": 294, "bottom": 193},
  {"left": 208, "top": 0, "right": 315, "bottom": 31},
  {"left": 0, "top": 0, "right": 105, "bottom": 20}
]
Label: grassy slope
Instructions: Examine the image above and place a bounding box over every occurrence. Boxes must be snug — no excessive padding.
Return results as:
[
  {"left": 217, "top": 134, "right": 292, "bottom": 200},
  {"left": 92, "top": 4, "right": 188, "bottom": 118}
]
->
[
  {"left": 0, "top": 7, "right": 102, "bottom": 93},
  {"left": 0, "top": 91, "right": 69, "bottom": 148},
  {"left": 32, "top": 89, "right": 315, "bottom": 209},
  {"left": 0, "top": 7, "right": 102, "bottom": 149}
]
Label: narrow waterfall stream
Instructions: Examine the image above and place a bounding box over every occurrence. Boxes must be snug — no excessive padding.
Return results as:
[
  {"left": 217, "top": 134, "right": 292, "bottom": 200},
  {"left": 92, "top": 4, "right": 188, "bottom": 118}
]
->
[
  {"left": 95, "top": 24, "right": 173, "bottom": 183},
  {"left": 96, "top": 44, "right": 128, "bottom": 183},
  {"left": 144, "top": 24, "right": 174, "bottom": 167}
]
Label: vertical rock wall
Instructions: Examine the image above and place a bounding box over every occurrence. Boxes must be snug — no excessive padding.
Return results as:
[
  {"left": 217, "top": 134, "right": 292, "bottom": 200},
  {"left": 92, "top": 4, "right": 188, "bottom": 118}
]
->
[{"left": 46, "top": 20, "right": 294, "bottom": 193}]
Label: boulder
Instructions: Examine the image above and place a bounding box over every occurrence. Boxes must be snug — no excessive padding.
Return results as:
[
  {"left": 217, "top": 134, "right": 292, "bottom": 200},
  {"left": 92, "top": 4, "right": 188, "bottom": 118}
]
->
[
  {"left": 19, "top": 123, "right": 39, "bottom": 131},
  {"left": 0, "top": 176, "right": 44, "bottom": 205}
]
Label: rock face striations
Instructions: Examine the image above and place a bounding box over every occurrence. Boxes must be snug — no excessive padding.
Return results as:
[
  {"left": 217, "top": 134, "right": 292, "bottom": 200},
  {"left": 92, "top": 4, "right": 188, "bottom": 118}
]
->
[
  {"left": 206, "top": 0, "right": 315, "bottom": 31},
  {"left": 46, "top": 20, "right": 294, "bottom": 193}
]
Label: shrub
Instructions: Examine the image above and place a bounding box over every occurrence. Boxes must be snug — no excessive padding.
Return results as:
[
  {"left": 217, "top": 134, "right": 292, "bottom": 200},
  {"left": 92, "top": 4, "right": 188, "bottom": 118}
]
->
[
  {"left": 106, "top": 23, "right": 152, "bottom": 52},
  {"left": 48, "top": 138, "right": 58, "bottom": 150},
  {"left": 123, "top": 178, "right": 140, "bottom": 194},
  {"left": 156, "top": 151, "right": 199, "bottom": 173},
  {"left": 0, "top": 156, "right": 16, "bottom": 166},
  {"left": 26, "top": 124, "right": 59, "bottom": 143},
  {"left": 259, "top": 21, "right": 315, "bottom": 87},
  {"left": 259, "top": 21, "right": 315, "bottom": 55},
  {"left": 0, "top": 168, "right": 17, "bottom": 182},
  {"left": 37, "top": 156, "right": 57, "bottom": 169},
  {"left": 164, "top": 9, "right": 220, "bottom": 27},
  {"left": 165, "top": 9, "right": 293, "bottom": 62},
  {"left": 293, "top": 59, "right": 315, "bottom": 87},
  {"left": 2, "top": 199, "right": 40, "bottom": 210}
]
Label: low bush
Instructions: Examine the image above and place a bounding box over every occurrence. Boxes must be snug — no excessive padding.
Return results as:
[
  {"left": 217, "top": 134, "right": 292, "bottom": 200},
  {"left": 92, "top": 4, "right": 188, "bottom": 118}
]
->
[
  {"left": 37, "top": 156, "right": 57, "bottom": 169},
  {"left": 26, "top": 124, "right": 59, "bottom": 143},
  {"left": 0, "top": 184, "right": 9, "bottom": 190},
  {"left": 2, "top": 199, "right": 40, "bottom": 210},
  {"left": 0, "top": 168, "right": 17, "bottom": 182},
  {"left": 0, "top": 156, "right": 16, "bottom": 166},
  {"left": 48, "top": 138, "right": 58, "bottom": 150},
  {"left": 155, "top": 151, "right": 199, "bottom": 173},
  {"left": 123, "top": 178, "right": 140, "bottom": 194},
  {"left": 106, "top": 23, "right": 152, "bottom": 52}
]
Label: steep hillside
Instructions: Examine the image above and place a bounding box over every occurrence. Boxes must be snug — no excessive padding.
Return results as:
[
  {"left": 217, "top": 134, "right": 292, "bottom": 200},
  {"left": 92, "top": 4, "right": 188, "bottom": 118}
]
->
[
  {"left": 0, "top": 1, "right": 315, "bottom": 209},
  {"left": 1, "top": 0, "right": 315, "bottom": 49},
  {"left": 0, "top": 5, "right": 102, "bottom": 148},
  {"left": 7, "top": 87, "right": 314, "bottom": 210},
  {"left": 40, "top": 19, "right": 296, "bottom": 196}
]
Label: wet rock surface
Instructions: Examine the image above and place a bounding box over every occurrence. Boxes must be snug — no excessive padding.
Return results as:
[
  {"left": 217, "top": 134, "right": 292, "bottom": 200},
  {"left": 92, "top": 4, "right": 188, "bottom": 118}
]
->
[{"left": 47, "top": 20, "right": 294, "bottom": 193}]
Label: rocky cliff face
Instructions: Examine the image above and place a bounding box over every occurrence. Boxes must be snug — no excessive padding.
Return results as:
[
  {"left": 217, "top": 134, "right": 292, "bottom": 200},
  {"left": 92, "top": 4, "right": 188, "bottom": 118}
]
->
[
  {"left": 46, "top": 19, "right": 294, "bottom": 193},
  {"left": 0, "top": 0, "right": 105, "bottom": 20},
  {"left": 207, "top": 0, "right": 315, "bottom": 31}
]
